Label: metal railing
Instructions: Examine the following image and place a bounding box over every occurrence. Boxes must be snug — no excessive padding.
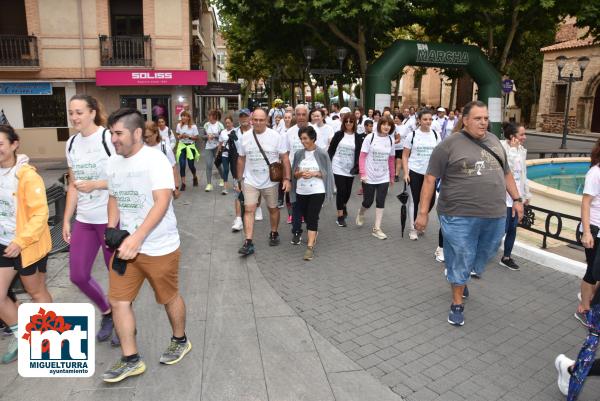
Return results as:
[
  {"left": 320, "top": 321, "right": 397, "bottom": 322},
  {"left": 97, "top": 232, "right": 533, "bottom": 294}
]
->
[
  {"left": 0, "top": 34, "right": 39, "bottom": 66},
  {"left": 519, "top": 204, "right": 582, "bottom": 249},
  {"left": 99, "top": 35, "right": 152, "bottom": 67},
  {"left": 528, "top": 149, "right": 591, "bottom": 159}
]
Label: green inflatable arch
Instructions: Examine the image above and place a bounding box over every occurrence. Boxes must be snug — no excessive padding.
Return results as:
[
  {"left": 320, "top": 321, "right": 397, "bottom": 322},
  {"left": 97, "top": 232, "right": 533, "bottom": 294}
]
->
[{"left": 365, "top": 40, "right": 502, "bottom": 136}]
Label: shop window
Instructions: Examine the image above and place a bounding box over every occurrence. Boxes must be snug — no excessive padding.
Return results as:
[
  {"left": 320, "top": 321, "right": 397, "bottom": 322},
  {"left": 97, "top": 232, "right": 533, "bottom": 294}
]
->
[
  {"left": 554, "top": 84, "right": 567, "bottom": 113},
  {"left": 21, "top": 87, "right": 67, "bottom": 128}
]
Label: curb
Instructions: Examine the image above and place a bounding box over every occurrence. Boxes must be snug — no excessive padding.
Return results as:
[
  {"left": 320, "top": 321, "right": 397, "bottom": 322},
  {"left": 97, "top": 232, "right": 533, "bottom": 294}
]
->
[{"left": 510, "top": 240, "right": 586, "bottom": 278}]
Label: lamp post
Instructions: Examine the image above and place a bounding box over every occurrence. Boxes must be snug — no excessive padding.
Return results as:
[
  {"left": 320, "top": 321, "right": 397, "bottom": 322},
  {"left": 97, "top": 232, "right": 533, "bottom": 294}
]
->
[
  {"left": 556, "top": 55, "right": 590, "bottom": 149},
  {"left": 302, "top": 46, "right": 347, "bottom": 108}
]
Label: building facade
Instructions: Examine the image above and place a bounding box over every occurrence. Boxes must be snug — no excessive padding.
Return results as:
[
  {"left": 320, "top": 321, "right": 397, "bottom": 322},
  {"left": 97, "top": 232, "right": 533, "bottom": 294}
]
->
[
  {"left": 0, "top": 0, "right": 219, "bottom": 159},
  {"left": 537, "top": 19, "right": 600, "bottom": 134}
]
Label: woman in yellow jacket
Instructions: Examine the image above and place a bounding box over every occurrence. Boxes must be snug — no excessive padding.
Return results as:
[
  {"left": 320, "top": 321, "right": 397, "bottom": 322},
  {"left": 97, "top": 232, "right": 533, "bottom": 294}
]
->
[{"left": 0, "top": 125, "right": 52, "bottom": 364}]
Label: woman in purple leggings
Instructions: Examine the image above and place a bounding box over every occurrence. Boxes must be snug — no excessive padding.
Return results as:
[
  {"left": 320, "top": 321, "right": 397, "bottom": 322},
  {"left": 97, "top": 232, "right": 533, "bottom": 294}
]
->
[{"left": 63, "top": 94, "right": 117, "bottom": 344}]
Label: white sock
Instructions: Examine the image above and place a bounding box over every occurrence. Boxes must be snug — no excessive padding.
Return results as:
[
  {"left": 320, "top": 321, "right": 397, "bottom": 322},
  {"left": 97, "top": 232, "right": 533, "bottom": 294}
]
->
[{"left": 375, "top": 208, "right": 384, "bottom": 229}]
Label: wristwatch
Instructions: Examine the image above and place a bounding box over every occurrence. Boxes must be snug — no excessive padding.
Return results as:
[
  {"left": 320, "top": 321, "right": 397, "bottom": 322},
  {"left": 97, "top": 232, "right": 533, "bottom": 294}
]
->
[{"left": 512, "top": 197, "right": 523, "bottom": 203}]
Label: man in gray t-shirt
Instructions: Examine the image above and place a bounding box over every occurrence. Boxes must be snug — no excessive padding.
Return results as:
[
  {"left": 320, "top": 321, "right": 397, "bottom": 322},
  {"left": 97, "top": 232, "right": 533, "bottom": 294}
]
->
[{"left": 415, "top": 101, "right": 523, "bottom": 327}]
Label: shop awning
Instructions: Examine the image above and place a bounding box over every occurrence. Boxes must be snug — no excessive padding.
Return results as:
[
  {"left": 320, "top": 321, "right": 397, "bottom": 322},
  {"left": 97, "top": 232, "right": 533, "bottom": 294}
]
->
[{"left": 96, "top": 70, "right": 208, "bottom": 87}]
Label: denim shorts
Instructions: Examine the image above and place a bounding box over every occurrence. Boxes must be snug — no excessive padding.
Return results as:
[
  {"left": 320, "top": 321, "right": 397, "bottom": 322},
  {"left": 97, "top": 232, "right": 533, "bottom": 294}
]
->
[{"left": 440, "top": 215, "right": 505, "bottom": 285}]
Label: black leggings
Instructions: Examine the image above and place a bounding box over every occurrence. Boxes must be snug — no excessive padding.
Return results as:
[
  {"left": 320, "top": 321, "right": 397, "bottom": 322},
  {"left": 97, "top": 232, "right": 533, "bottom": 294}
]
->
[
  {"left": 409, "top": 170, "right": 435, "bottom": 217},
  {"left": 296, "top": 193, "right": 326, "bottom": 231},
  {"left": 362, "top": 182, "right": 389, "bottom": 209},
  {"left": 584, "top": 229, "right": 600, "bottom": 285},
  {"left": 179, "top": 150, "right": 197, "bottom": 178},
  {"left": 334, "top": 174, "right": 354, "bottom": 211}
]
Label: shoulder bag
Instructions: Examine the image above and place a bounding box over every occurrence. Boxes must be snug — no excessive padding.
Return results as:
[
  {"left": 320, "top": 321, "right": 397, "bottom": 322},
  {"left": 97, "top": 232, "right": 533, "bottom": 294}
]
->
[
  {"left": 461, "top": 131, "right": 504, "bottom": 170},
  {"left": 253, "top": 130, "right": 283, "bottom": 182}
]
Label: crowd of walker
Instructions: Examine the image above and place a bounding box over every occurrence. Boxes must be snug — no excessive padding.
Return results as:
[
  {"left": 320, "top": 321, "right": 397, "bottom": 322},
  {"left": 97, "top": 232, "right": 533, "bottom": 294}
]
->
[{"left": 0, "top": 94, "right": 598, "bottom": 399}]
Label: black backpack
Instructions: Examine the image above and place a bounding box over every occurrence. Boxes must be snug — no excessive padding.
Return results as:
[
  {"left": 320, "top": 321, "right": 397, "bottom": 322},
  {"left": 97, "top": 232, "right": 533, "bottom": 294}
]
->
[
  {"left": 410, "top": 129, "right": 438, "bottom": 146},
  {"left": 68, "top": 128, "right": 111, "bottom": 156}
]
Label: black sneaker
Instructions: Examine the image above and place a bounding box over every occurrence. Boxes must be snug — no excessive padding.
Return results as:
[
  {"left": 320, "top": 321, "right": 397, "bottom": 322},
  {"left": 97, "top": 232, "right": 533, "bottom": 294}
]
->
[
  {"left": 290, "top": 232, "right": 301, "bottom": 245},
  {"left": 499, "top": 257, "right": 520, "bottom": 271},
  {"left": 269, "top": 232, "right": 280, "bottom": 246},
  {"left": 238, "top": 240, "right": 255, "bottom": 256},
  {"left": 336, "top": 216, "right": 347, "bottom": 227},
  {"left": 394, "top": 176, "right": 400, "bottom": 182}
]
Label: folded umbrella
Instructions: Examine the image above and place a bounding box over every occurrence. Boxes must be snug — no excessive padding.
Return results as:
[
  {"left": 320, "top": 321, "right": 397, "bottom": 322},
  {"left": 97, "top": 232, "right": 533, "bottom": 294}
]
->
[
  {"left": 104, "top": 228, "right": 130, "bottom": 276},
  {"left": 396, "top": 183, "right": 409, "bottom": 238}
]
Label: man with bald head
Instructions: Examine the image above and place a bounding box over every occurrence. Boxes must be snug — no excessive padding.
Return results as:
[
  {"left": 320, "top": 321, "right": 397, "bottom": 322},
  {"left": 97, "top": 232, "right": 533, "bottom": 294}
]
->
[{"left": 237, "top": 109, "right": 291, "bottom": 256}]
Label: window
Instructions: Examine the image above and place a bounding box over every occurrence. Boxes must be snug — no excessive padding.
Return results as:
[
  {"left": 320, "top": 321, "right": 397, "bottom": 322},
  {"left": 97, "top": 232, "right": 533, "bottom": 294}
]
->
[
  {"left": 413, "top": 74, "right": 422, "bottom": 89},
  {"left": 21, "top": 87, "right": 67, "bottom": 127},
  {"left": 217, "top": 53, "right": 226, "bottom": 66},
  {"left": 555, "top": 84, "right": 567, "bottom": 113}
]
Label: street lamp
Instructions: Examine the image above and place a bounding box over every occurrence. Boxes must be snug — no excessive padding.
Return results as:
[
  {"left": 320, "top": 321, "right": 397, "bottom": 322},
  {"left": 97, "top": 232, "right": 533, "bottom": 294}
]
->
[
  {"left": 303, "top": 45, "right": 316, "bottom": 70},
  {"left": 335, "top": 47, "right": 347, "bottom": 70},
  {"left": 556, "top": 55, "right": 590, "bottom": 149}
]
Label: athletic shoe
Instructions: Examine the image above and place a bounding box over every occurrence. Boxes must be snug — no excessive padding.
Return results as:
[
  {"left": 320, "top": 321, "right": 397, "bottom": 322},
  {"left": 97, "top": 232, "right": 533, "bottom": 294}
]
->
[
  {"left": 408, "top": 229, "right": 418, "bottom": 241},
  {"left": 434, "top": 246, "right": 445, "bottom": 262},
  {"left": 499, "top": 257, "right": 520, "bottom": 271},
  {"left": 221, "top": 189, "right": 228, "bottom": 195},
  {"left": 554, "top": 354, "right": 573, "bottom": 396},
  {"left": 102, "top": 357, "right": 146, "bottom": 383},
  {"left": 291, "top": 232, "right": 302, "bottom": 245},
  {"left": 180, "top": 182, "right": 186, "bottom": 191},
  {"left": 255, "top": 207, "right": 263, "bottom": 221},
  {"left": 372, "top": 228, "right": 388, "bottom": 240},
  {"left": 269, "top": 232, "right": 280, "bottom": 246},
  {"left": 287, "top": 215, "right": 292, "bottom": 224},
  {"left": 231, "top": 217, "right": 243, "bottom": 232},
  {"left": 303, "top": 246, "right": 314, "bottom": 261},
  {"left": 193, "top": 177, "right": 199, "bottom": 187},
  {"left": 159, "top": 339, "right": 192, "bottom": 365},
  {"left": 462, "top": 285, "right": 469, "bottom": 299},
  {"left": 238, "top": 240, "right": 255, "bottom": 256},
  {"left": 277, "top": 199, "right": 284, "bottom": 208},
  {"left": 470, "top": 272, "right": 481, "bottom": 279},
  {"left": 448, "top": 304, "right": 465, "bottom": 326},
  {"left": 356, "top": 211, "right": 364, "bottom": 227},
  {"left": 97, "top": 314, "right": 114, "bottom": 342},
  {"left": 1, "top": 336, "right": 17, "bottom": 364},
  {"left": 218, "top": 179, "right": 225, "bottom": 187},
  {"left": 336, "top": 216, "right": 347, "bottom": 227},
  {"left": 205, "top": 184, "right": 213, "bottom": 192},
  {"left": 574, "top": 311, "right": 591, "bottom": 328},
  {"left": 394, "top": 176, "right": 399, "bottom": 182}
]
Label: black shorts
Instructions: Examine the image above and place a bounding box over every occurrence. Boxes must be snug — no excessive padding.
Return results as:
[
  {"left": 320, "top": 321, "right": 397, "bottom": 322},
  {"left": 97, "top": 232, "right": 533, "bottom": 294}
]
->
[
  {"left": 395, "top": 150, "right": 403, "bottom": 159},
  {"left": 0, "top": 244, "right": 48, "bottom": 276}
]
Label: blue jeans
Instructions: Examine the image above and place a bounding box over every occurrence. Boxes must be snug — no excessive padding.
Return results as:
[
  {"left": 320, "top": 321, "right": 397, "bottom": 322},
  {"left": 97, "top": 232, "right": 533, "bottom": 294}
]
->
[
  {"left": 440, "top": 215, "right": 505, "bottom": 285},
  {"left": 222, "top": 156, "right": 230, "bottom": 182},
  {"left": 503, "top": 207, "right": 519, "bottom": 258}
]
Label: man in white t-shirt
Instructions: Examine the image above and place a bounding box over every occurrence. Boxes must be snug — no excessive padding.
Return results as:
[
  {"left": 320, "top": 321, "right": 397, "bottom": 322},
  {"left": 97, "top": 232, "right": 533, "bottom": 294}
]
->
[
  {"left": 237, "top": 108, "right": 291, "bottom": 256},
  {"left": 432, "top": 107, "right": 447, "bottom": 133},
  {"left": 102, "top": 108, "right": 191, "bottom": 383}
]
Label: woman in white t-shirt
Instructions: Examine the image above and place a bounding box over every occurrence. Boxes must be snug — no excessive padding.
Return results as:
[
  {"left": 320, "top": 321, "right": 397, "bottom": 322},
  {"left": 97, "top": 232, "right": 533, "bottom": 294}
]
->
[
  {"left": 393, "top": 113, "right": 405, "bottom": 182},
  {"left": 217, "top": 116, "right": 235, "bottom": 195},
  {"left": 157, "top": 116, "right": 175, "bottom": 148},
  {"left": 402, "top": 109, "right": 441, "bottom": 240},
  {"left": 143, "top": 121, "right": 180, "bottom": 199},
  {"left": 354, "top": 108, "right": 365, "bottom": 134},
  {"left": 309, "top": 109, "right": 333, "bottom": 150},
  {"left": 202, "top": 109, "right": 225, "bottom": 192},
  {"left": 175, "top": 111, "right": 200, "bottom": 191},
  {"left": 356, "top": 115, "right": 395, "bottom": 240},
  {"left": 63, "top": 94, "right": 116, "bottom": 343}
]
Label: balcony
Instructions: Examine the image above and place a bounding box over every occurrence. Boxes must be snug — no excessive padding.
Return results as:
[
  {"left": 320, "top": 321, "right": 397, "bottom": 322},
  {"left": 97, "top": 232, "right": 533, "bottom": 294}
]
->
[
  {"left": 99, "top": 35, "right": 152, "bottom": 67},
  {"left": 0, "top": 35, "right": 39, "bottom": 68}
]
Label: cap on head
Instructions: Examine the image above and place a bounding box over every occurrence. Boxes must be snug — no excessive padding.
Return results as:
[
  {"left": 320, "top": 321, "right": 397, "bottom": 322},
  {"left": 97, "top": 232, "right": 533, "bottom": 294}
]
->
[
  {"left": 437, "top": 107, "right": 446, "bottom": 112},
  {"left": 239, "top": 108, "right": 251, "bottom": 116},
  {"left": 340, "top": 107, "right": 351, "bottom": 114}
]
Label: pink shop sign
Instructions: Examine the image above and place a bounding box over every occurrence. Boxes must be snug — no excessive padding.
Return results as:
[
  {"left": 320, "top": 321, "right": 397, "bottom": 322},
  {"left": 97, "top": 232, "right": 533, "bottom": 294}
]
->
[{"left": 95, "top": 70, "right": 208, "bottom": 86}]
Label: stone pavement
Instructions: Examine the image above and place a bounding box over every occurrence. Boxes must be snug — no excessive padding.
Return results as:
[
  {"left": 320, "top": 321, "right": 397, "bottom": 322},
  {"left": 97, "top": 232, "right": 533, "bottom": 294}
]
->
[
  {"left": 0, "top": 170, "right": 401, "bottom": 401},
  {"left": 255, "top": 180, "right": 600, "bottom": 401}
]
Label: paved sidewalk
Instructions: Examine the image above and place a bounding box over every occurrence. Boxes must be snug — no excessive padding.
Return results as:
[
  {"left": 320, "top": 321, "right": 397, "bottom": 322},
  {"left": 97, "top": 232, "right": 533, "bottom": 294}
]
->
[
  {"left": 255, "top": 181, "right": 600, "bottom": 401},
  {"left": 0, "top": 175, "right": 401, "bottom": 401}
]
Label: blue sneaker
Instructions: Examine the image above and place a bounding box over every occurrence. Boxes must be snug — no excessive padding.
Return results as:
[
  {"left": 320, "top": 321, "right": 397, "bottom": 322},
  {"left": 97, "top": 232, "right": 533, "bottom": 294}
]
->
[
  {"left": 238, "top": 240, "right": 255, "bottom": 256},
  {"left": 462, "top": 285, "right": 469, "bottom": 299},
  {"left": 448, "top": 304, "right": 465, "bottom": 326},
  {"left": 97, "top": 314, "right": 114, "bottom": 342}
]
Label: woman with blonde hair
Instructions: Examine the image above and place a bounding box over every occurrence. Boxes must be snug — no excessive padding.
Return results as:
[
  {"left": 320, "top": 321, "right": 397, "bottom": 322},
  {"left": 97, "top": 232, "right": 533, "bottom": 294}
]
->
[
  {"left": 143, "top": 121, "right": 180, "bottom": 199},
  {"left": 175, "top": 111, "right": 200, "bottom": 191}
]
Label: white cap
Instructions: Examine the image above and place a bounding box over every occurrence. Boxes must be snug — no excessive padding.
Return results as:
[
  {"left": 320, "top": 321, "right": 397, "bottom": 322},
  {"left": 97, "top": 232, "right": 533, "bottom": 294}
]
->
[
  {"left": 437, "top": 107, "right": 446, "bottom": 112},
  {"left": 340, "top": 107, "right": 351, "bottom": 114}
]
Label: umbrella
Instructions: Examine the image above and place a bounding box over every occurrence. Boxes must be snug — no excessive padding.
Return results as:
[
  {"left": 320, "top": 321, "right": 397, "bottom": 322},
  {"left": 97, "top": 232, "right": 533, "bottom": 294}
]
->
[
  {"left": 568, "top": 304, "right": 600, "bottom": 400},
  {"left": 0, "top": 109, "right": 9, "bottom": 125},
  {"left": 396, "top": 182, "right": 409, "bottom": 237}
]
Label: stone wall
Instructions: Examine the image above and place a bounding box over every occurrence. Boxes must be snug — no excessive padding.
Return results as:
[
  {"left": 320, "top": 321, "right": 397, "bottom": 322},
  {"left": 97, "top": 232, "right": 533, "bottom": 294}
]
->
[{"left": 540, "top": 113, "right": 577, "bottom": 133}]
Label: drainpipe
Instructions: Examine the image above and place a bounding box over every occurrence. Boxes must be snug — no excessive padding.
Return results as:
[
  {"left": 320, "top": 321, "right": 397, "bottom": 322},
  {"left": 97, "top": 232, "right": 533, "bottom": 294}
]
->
[{"left": 77, "top": 0, "right": 85, "bottom": 79}]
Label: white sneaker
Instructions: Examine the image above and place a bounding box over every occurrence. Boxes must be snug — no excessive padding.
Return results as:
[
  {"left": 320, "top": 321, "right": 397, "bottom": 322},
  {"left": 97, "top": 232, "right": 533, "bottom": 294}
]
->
[
  {"left": 355, "top": 211, "right": 364, "bottom": 227},
  {"left": 219, "top": 179, "right": 225, "bottom": 187},
  {"left": 434, "top": 246, "right": 445, "bottom": 262},
  {"left": 554, "top": 354, "right": 573, "bottom": 396},
  {"left": 231, "top": 217, "right": 243, "bottom": 232},
  {"left": 372, "top": 228, "right": 387, "bottom": 240},
  {"left": 255, "top": 207, "right": 263, "bottom": 221},
  {"left": 408, "top": 229, "right": 418, "bottom": 240}
]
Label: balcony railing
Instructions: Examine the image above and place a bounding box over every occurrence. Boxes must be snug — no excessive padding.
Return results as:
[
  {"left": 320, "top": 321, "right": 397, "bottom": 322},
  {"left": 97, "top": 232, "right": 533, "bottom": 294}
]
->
[
  {"left": 99, "top": 35, "right": 152, "bottom": 67},
  {"left": 0, "top": 35, "right": 39, "bottom": 67}
]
